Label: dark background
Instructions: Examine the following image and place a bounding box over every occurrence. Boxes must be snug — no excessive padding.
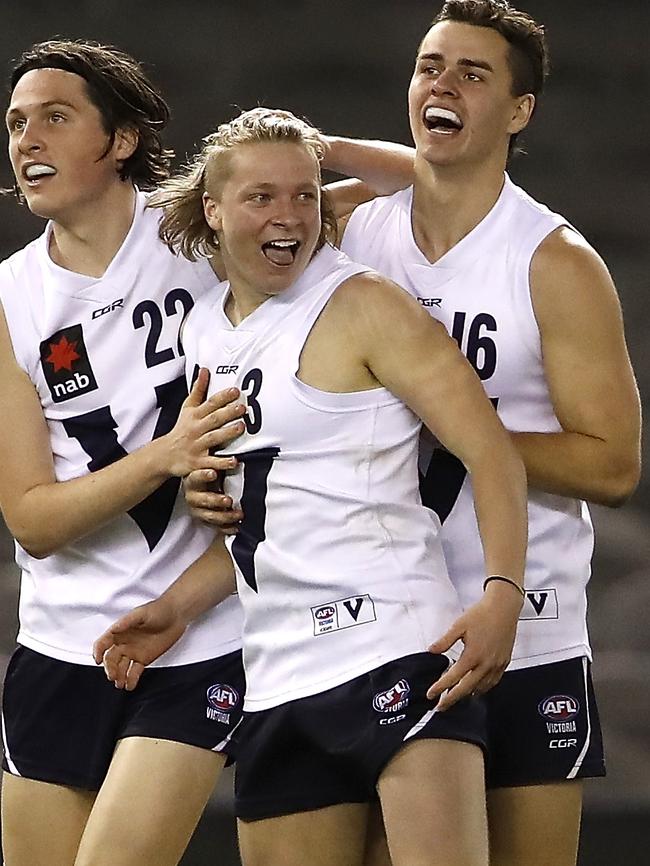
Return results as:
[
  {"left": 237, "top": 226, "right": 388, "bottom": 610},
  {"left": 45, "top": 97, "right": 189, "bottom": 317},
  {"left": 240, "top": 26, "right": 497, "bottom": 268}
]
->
[{"left": 0, "top": 2, "right": 648, "bottom": 864}]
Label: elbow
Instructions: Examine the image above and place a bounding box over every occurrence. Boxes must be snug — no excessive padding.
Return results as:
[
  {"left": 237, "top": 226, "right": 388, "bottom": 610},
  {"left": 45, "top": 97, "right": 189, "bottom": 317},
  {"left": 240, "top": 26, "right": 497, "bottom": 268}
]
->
[
  {"left": 593, "top": 458, "right": 641, "bottom": 508},
  {"left": 14, "top": 533, "right": 56, "bottom": 560}
]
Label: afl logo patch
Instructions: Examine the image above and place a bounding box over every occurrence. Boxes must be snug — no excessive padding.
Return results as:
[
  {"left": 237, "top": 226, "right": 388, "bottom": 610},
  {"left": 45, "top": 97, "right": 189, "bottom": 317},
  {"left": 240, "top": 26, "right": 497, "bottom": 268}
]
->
[
  {"left": 538, "top": 695, "right": 580, "bottom": 721},
  {"left": 207, "top": 683, "right": 240, "bottom": 711},
  {"left": 314, "top": 606, "right": 336, "bottom": 620},
  {"left": 40, "top": 324, "right": 98, "bottom": 403},
  {"left": 373, "top": 679, "right": 411, "bottom": 713}
]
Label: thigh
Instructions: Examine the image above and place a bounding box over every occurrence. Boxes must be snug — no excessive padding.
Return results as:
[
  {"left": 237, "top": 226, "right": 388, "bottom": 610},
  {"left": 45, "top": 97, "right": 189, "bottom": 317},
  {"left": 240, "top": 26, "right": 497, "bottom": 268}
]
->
[
  {"left": 485, "top": 656, "right": 605, "bottom": 788},
  {"left": 238, "top": 803, "right": 369, "bottom": 866},
  {"left": 363, "top": 802, "right": 392, "bottom": 866},
  {"left": 487, "top": 781, "right": 583, "bottom": 866},
  {"left": 74, "top": 736, "right": 225, "bottom": 866},
  {"left": 378, "top": 739, "right": 488, "bottom": 866},
  {"left": 1, "top": 772, "right": 96, "bottom": 866}
]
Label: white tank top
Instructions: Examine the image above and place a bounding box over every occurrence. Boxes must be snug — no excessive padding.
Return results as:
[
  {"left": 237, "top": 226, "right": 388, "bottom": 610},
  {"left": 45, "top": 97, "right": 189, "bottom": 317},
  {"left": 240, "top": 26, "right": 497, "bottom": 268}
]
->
[
  {"left": 182, "top": 244, "right": 463, "bottom": 710},
  {"left": 0, "top": 191, "right": 242, "bottom": 666},
  {"left": 342, "top": 176, "right": 593, "bottom": 669}
]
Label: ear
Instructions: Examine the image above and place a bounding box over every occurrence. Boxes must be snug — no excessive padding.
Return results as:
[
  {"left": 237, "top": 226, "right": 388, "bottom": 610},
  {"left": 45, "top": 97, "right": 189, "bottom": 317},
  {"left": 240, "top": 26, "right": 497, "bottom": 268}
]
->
[
  {"left": 508, "top": 93, "right": 535, "bottom": 135},
  {"left": 203, "top": 192, "right": 222, "bottom": 232},
  {"left": 114, "top": 126, "right": 139, "bottom": 162}
]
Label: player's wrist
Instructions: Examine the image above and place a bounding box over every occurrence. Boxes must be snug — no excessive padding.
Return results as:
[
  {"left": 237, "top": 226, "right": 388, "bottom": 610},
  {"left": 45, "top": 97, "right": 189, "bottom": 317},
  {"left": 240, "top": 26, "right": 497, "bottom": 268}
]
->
[{"left": 483, "top": 575, "right": 525, "bottom": 606}]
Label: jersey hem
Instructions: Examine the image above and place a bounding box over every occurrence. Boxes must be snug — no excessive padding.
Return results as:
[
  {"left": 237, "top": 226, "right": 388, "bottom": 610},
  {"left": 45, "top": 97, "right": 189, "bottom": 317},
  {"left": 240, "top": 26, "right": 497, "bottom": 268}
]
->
[
  {"left": 506, "top": 643, "right": 591, "bottom": 671},
  {"left": 16, "top": 633, "right": 243, "bottom": 668}
]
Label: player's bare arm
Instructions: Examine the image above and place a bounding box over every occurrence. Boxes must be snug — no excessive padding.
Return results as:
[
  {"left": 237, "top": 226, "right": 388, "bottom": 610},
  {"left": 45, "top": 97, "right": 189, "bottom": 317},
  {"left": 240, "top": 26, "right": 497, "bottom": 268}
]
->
[
  {"left": 0, "top": 309, "right": 246, "bottom": 557},
  {"left": 302, "top": 273, "right": 528, "bottom": 708},
  {"left": 93, "top": 534, "right": 236, "bottom": 690},
  {"left": 517, "top": 227, "right": 641, "bottom": 506},
  {"left": 321, "top": 136, "right": 415, "bottom": 231}
]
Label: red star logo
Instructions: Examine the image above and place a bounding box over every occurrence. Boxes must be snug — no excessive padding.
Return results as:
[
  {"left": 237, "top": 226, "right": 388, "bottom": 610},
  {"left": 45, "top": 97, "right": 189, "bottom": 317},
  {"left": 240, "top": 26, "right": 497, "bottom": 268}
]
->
[{"left": 45, "top": 335, "right": 81, "bottom": 372}]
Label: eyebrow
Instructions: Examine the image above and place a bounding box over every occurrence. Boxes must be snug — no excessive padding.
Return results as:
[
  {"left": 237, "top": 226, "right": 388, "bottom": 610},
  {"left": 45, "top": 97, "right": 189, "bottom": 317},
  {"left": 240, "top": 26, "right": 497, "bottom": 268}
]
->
[
  {"left": 6, "top": 99, "right": 77, "bottom": 119},
  {"left": 417, "top": 52, "right": 494, "bottom": 73}
]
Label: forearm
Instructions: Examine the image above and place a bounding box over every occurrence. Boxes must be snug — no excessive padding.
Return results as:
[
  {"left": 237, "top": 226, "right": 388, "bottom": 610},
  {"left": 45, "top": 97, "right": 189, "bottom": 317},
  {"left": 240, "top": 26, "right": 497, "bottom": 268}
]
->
[
  {"left": 322, "top": 135, "right": 415, "bottom": 194},
  {"left": 470, "top": 453, "right": 528, "bottom": 588},
  {"left": 161, "top": 536, "right": 236, "bottom": 624},
  {"left": 10, "top": 435, "right": 175, "bottom": 557},
  {"left": 511, "top": 430, "right": 640, "bottom": 507}
]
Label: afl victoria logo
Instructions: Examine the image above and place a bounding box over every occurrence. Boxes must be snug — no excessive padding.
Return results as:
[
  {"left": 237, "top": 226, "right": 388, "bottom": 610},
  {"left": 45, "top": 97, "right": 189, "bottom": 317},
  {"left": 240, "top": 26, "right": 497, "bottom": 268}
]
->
[
  {"left": 207, "top": 683, "right": 239, "bottom": 711},
  {"left": 314, "top": 606, "right": 336, "bottom": 620},
  {"left": 373, "top": 679, "right": 411, "bottom": 713},
  {"left": 538, "top": 695, "right": 579, "bottom": 721}
]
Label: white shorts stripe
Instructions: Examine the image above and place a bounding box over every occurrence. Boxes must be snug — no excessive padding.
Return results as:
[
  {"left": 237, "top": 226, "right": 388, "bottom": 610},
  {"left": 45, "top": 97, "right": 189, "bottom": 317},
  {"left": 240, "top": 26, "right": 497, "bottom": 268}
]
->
[
  {"left": 1, "top": 710, "right": 21, "bottom": 776},
  {"left": 566, "top": 657, "right": 591, "bottom": 779},
  {"left": 212, "top": 715, "right": 243, "bottom": 753}
]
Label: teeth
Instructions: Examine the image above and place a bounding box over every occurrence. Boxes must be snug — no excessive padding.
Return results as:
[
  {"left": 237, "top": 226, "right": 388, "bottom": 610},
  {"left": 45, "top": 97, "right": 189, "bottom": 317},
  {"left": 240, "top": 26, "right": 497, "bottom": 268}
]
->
[
  {"left": 267, "top": 239, "right": 297, "bottom": 248},
  {"left": 424, "top": 107, "right": 462, "bottom": 126},
  {"left": 25, "top": 164, "right": 56, "bottom": 179}
]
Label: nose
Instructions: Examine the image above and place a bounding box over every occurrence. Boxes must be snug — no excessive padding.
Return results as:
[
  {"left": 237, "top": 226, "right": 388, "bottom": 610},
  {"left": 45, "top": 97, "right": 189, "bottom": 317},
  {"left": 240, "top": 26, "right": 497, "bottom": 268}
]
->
[
  {"left": 431, "top": 68, "right": 459, "bottom": 98},
  {"left": 270, "top": 200, "right": 301, "bottom": 227},
  {"left": 16, "top": 120, "right": 42, "bottom": 155}
]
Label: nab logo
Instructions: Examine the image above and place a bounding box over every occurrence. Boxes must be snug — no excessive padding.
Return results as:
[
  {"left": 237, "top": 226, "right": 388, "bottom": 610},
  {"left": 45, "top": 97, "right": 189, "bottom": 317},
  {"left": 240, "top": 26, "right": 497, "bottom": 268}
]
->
[
  {"left": 215, "top": 365, "right": 239, "bottom": 374},
  {"left": 538, "top": 695, "right": 580, "bottom": 721},
  {"left": 418, "top": 298, "right": 442, "bottom": 307},
  {"left": 373, "top": 679, "right": 410, "bottom": 713},
  {"left": 40, "top": 324, "right": 99, "bottom": 403},
  {"left": 92, "top": 299, "right": 123, "bottom": 319},
  {"left": 207, "top": 683, "right": 239, "bottom": 711}
]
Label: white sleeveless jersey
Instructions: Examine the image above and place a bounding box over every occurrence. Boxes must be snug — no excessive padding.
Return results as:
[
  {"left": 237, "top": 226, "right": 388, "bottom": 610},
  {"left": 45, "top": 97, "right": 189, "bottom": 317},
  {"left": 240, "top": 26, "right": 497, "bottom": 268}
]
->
[
  {"left": 342, "top": 176, "right": 593, "bottom": 669},
  {"left": 182, "top": 244, "right": 463, "bottom": 711},
  {"left": 0, "top": 191, "right": 242, "bottom": 666}
]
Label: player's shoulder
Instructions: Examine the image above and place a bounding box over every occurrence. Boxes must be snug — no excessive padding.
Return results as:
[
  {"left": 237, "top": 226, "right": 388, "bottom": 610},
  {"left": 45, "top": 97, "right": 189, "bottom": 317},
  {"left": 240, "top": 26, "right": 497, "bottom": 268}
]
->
[
  {"left": 0, "top": 232, "right": 46, "bottom": 294},
  {"left": 533, "top": 225, "right": 608, "bottom": 280}
]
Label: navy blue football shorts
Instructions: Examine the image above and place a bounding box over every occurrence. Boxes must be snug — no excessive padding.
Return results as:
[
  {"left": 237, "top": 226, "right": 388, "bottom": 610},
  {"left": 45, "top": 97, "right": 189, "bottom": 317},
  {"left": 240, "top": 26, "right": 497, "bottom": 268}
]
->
[
  {"left": 1, "top": 645, "right": 245, "bottom": 790},
  {"left": 234, "top": 651, "right": 487, "bottom": 821},
  {"left": 484, "top": 655, "right": 605, "bottom": 788}
]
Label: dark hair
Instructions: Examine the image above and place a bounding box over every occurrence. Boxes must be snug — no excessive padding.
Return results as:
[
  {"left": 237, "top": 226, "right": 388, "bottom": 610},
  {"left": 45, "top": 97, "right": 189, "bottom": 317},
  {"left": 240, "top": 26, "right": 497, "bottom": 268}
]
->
[
  {"left": 6, "top": 39, "right": 173, "bottom": 200},
  {"left": 432, "top": 0, "right": 549, "bottom": 154}
]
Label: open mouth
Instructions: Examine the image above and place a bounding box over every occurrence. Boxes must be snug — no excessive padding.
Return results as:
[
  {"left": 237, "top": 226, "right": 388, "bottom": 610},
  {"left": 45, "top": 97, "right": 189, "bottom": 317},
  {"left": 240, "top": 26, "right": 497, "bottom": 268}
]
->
[
  {"left": 23, "top": 163, "right": 57, "bottom": 185},
  {"left": 423, "top": 107, "right": 463, "bottom": 135},
  {"left": 261, "top": 238, "right": 300, "bottom": 266}
]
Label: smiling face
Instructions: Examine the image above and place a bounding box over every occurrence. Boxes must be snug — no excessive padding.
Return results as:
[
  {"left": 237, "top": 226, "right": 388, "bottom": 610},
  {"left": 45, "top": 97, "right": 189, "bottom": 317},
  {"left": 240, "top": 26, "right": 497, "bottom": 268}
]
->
[
  {"left": 6, "top": 67, "right": 135, "bottom": 222},
  {"left": 408, "top": 20, "right": 534, "bottom": 170},
  {"left": 203, "top": 140, "right": 322, "bottom": 312}
]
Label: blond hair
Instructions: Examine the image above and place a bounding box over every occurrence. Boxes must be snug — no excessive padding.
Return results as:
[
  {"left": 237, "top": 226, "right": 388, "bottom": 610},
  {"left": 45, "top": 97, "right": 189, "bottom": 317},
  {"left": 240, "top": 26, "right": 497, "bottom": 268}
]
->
[{"left": 150, "top": 107, "right": 338, "bottom": 261}]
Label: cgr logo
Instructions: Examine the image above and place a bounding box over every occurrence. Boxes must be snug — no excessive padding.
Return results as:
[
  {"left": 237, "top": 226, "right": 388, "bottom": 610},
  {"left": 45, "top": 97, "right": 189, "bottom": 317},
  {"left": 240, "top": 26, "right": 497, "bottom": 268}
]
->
[
  {"left": 207, "top": 683, "right": 240, "bottom": 711},
  {"left": 418, "top": 298, "right": 442, "bottom": 307},
  {"left": 92, "top": 299, "right": 123, "bottom": 319},
  {"left": 373, "top": 679, "right": 410, "bottom": 713},
  {"left": 40, "top": 324, "right": 98, "bottom": 403},
  {"left": 550, "top": 738, "right": 578, "bottom": 749},
  {"left": 538, "top": 695, "right": 580, "bottom": 721},
  {"left": 215, "top": 365, "right": 239, "bottom": 374}
]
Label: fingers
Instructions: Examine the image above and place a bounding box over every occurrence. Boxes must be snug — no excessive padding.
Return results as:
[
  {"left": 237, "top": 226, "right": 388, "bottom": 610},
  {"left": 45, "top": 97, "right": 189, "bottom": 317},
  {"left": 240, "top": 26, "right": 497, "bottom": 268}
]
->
[
  {"left": 183, "top": 367, "right": 210, "bottom": 408},
  {"left": 184, "top": 468, "right": 218, "bottom": 492},
  {"left": 93, "top": 632, "right": 114, "bottom": 664},
  {"left": 125, "top": 661, "right": 145, "bottom": 692},
  {"left": 427, "top": 654, "right": 508, "bottom": 711},
  {"left": 428, "top": 621, "right": 463, "bottom": 656}
]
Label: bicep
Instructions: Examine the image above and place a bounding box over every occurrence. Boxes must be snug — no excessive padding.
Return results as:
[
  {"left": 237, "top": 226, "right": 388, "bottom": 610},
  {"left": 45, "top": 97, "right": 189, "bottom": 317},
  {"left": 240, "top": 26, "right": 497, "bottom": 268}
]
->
[
  {"left": 531, "top": 230, "right": 640, "bottom": 446},
  {"left": 0, "top": 307, "right": 55, "bottom": 525},
  {"left": 350, "top": 278, "right": 509, "bottom": 467}
]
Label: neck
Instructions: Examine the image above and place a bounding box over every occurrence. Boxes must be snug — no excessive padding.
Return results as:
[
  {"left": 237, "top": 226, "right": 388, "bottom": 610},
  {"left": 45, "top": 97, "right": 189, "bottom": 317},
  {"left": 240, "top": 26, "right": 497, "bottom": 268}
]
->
[
  {"left": 411, "top": 156, "right": 506, "bottom": 263},
  {"left": 48, "top": 183, "right": 137, "bottom": 278}
]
